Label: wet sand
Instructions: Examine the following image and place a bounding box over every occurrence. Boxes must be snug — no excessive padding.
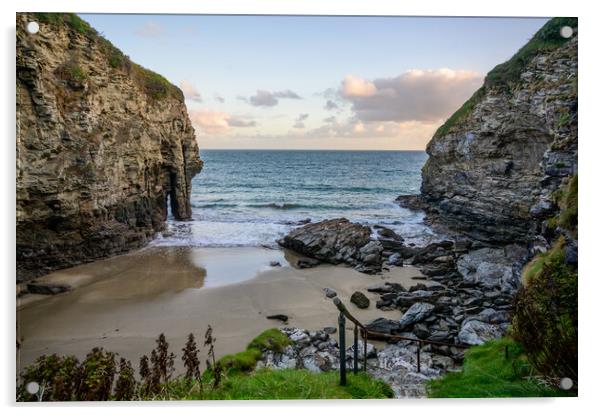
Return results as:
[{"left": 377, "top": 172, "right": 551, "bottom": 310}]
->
[{"left": 17, "top": 246, "right": 426, "bottom": 373}]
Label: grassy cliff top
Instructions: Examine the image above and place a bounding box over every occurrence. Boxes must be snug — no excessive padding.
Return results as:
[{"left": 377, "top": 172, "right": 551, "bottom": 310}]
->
[
  {"left": 31, "top": 13, "right": 184, "bottom": 102},
  {"left": 434, "top": 17, "right": 577, "bottom": 138}
]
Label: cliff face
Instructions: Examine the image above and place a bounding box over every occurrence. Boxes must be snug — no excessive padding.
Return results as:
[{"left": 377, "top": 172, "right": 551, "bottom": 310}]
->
[
  {"left": 419, "top": 18, "right": 577, "bottom": 244},
  {"left": 16, "top": 13, "right": 203, "bottom": 281}
]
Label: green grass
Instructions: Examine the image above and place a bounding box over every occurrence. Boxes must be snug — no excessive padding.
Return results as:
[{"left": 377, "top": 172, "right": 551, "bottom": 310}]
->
[
  {"left": 214, "top": 328, "right": 293, "bottom": 376},
  {"left": 522, "top": 237, "right": 566, "bottom": 284},
  {"left": 427, "top": 338, "right": 574, "bottom": 398},
  {"left": 146, "top": 369, "right": 394, "bottom": 400},
  {"left": 434, "top": 17, "right": 577, "bottom": 137},
  {"left": 558, "top": 175, "right": 578, "bottom": 234}
]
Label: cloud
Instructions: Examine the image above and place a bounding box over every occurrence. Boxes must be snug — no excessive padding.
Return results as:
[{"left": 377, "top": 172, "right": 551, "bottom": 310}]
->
[
  {"left": 134, "top": 21, "right": 164, "bottom": 37},
  {"left": 242, "top": 89, "right": 302, "bottom": 107},
  {"left": 214, "top": 94, "right": 225, "bottom": 103},
  {"left": 324, "top": 100, "right": 339, "bottom": 111},
  {"left": 293, "top": 113, "right": 309, "bottom": 129},
  {"left": 323, "top": 116, "right": 337, "bottom": 124},
  {"left": 189, "top": 109, "right": 256, "bottom": 135},
  {"left": 340, "top": 69, "right": 483, "bottom": 123},
  {"left": 179, "top": 80, "right": 203, "bottom": 103}
]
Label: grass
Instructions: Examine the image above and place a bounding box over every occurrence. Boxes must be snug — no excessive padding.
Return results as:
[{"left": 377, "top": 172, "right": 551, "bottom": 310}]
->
[
  {"left": 215, "top": 328, "right": 292, "bottom": 376},
  {"left": 146, "top": 369, "right": 394, "bottom": 400},
  {"left": 558, "top": 175, "right": 578, "bottom": 234},
  {"left": 522, "top": 237, "right": 566, "bottom": 284},
  {"left": 427, "top": 338, "right": 575, "bottom": 398},
  {"left": 31, "top": 13, "right": 182, "bottom": 102},
  {"left": 434, "top": 17, "right": 577, "bottom": 137}
]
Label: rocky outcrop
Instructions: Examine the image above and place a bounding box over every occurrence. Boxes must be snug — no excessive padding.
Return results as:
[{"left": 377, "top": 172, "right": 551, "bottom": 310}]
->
[
  {"left": 412, "top": 19, "right": 578, "bottom": 244},
  {"left": 278, "top": 218, "right": 384, "bottom": 274},
  {"left": 16, "top": 13, "right": 202, "bottom": 280}
]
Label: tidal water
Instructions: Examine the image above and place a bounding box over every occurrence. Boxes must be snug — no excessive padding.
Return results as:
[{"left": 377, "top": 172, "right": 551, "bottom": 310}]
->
[{"left": 153, "top": 150, "right": 433, "bottom": 248}]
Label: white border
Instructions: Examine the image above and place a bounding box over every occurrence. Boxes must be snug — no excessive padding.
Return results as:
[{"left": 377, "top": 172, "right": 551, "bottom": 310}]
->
[{"left": 2, "top": 1, "right": 600, "bottom": 415}]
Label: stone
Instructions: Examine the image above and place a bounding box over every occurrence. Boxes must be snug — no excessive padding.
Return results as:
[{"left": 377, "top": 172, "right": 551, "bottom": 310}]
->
[
  {"left": 26, "top": 283, "right": 71, "bottom": 295},
  {"left": 16, "top": 13, "right": 203, "bottom": 281},
  {"left": 297, "top": 258, "right": 320, "bottom": 269},
  {"left": 398, "top": 302, "right": 435, "bottom": 330},
  {"left": 365, "top": 317, "right": 401, "bottom": 336},
  {"left": 277, "top": 218, "right": 383, "bottom": 274},
  {"left": 323, "top": 326, "right": 337, "bottom": 335},
  {"left": 269, "top": 261, "right": 282, "bottom": 267},
  {"left": 416, "top": 34, "right": 577, "bottom": 244},
  {"left": 266, "top": 314, "right": 288, "bottom": 323},
  {"left": 346, "top": 340, "right": 377, "bottom": 359},
  {"left": 323, "top": 288, "right": 337, "bottom": 298},
  {"left": 458, "top": 319, "right": 504, "bottom": 345},
  {"left": 350, "top": 291, "right": 370, "bottom": 309},
  {"left": 476, "top": 308, "right": 510, "bottom": 324}
]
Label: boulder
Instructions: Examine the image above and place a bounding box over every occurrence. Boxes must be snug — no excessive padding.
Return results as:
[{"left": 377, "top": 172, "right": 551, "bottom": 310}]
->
[
  {"left": 365, "top": 317, "right": 401, "bottom": 336},
  {"left": 278, "top": 218, "right": 383, "bottom": 273},
  {"left": 266, "top": 314, "right": 288, "bottom": 323},
  {"left": 398, "top": 302, "right": 435, "bottom": 330},
  {"left": 26, "top": 283, "right": 71, "bottom": 295},
  {"left": 457, "top": 245, "right": 528, "bottom": 292},
  {"left": 350, "top": 291, "right": 370, "bottom": 309},
  {"left": 346, "top": 340, "right": 377, "bottom": 359},
  {"left": 458, "top": 319, "right": 504, "bottom": 345},
  {"left": 323, "top": 288, "right": 337, "bottom": 298}
]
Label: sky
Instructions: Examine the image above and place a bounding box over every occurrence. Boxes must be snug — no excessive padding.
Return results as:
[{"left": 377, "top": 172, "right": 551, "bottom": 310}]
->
[{"left": 80, "top": 14, "right": 549, "bottom": 150}]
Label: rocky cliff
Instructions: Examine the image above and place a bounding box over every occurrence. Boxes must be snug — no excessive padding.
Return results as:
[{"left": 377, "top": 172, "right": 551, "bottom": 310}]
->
[
  {"left": 405, "top": 18, "right": 577, "bottom": 244},
  {"left": 16, "top": 13, "right": 203, "bottom": 281}
]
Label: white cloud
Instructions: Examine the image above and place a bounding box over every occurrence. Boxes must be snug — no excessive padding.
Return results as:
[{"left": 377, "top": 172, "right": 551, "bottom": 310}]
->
[
  {"left": 189, "top": 109, "right": 256, "bottom": 135},
  {"left": 179, "top": 80, "right": 203, "bottom": 103},
  {"left": 134, "top": 21, "right": 164, "bottom": 37},
  {"left": 340, "top": 69, "right": 483, "bottom": 123}
]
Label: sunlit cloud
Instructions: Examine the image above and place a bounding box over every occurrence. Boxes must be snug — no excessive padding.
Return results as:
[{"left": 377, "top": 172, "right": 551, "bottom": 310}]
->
[
  {"left": 241, "top": 89, "right": 303, "bottom": 107},
  {"left": 293, "top": 113, "right": 309, "bottom": 129},
  {"left": 339, "top": 69, "right": 483, "bottom": 123},
  {"left": 179, "top": 80, "right": 203, "bottom": 103},
  {"left": 189, "top": 109, "right": 257, "bottom": 135}
]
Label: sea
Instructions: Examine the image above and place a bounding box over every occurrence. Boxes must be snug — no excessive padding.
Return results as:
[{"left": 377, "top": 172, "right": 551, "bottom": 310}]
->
[{"left": 153, "top": 150, "right": 435, "bottom": 248}]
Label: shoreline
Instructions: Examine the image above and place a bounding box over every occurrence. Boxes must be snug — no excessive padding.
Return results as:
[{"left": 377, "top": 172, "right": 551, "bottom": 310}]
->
[{"left": 17, "top": 245, "right": 427, "bottom": 373}]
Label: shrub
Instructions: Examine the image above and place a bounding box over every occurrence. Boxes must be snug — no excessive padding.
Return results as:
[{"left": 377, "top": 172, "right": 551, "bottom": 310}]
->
[
  {"left": 77, "top": 348, "right": 117, "bottom": 400},
  {"left": 19, "top": 354, "right": 81, "bottom": 401}
]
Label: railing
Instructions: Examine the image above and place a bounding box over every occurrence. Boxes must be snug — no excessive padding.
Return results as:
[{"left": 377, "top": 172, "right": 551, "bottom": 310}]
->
[{"left": 332, "top": 297, "right": 469, "bottom": 386}]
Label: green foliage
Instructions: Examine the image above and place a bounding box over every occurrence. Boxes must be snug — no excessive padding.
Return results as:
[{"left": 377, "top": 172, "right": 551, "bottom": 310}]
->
[
  {"left": 18, "top": 354, "right": 81, "bottom": 401},
  {"left": 147, "top": 369, "right": 394, "bottom": 400},
  {"left": 427, "top": 338, "right": 574, "bottom": 398},
  {"left": 558, "top": 175, "right": 578, "bottom": 234},
  {"left": 218, "top": 349, "right": 263, "bottom": 375},
  {"left": 77, "top": 348, "right": 117, "bottom": 401},
  {"left": 485, "top": 17, "right": 577, "bottom": 88},
  {"left": 556, "top": 112, "right": 571, "bottom": 128},
  {"left": 247, "top": 328, "right": 292, "bottom": 353}
]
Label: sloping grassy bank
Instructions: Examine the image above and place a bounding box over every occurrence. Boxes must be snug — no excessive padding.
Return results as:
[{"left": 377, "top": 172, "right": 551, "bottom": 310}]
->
[{"left": 427, "top": 338, "right": 575, "bottom": 398}]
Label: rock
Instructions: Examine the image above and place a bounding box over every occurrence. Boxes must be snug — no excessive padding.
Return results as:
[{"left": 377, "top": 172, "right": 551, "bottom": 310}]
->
[
  {"left": 395, "top": 290, "right": 437, "bottom": 307},
  {"left": 365, "top": 317, "right": 401, "bottom": 336},
  {"left": 278, "top": 218, "right": 383, "bottom": 274},
  {"left": 458, "top": 319, "right": 504, "bottom": 345},
  {"left": 346, "top": 340, "right": 377, "bottom": 359},
  {"left": 269, "top": 261, "right": 282, "bottom": 267},
  {"left": 297, "top": 258, "right": 320, "bottom": 269},
  {"left": 457, "top": 245, "right": 528, "bottom": 292},
  {"left": 374, "top": 225, "right": 403, "bottom": 241},
  {"left": 16, "top": 13, "right": 203, "bottom": 281},
  {"left": 387, "top": 253, "right": 404, "bottom": 266},
  {"left": 476, "top": 308, "right": 510, "bottom": 324},
  {"left": 26, "top": 282, "right": 71, "bottom": 295},
  {"left": 398, "top": 302, "right": 435, "bottom": 330},
  {"left": 323, "top": 288, "right": 337, "bottom": 298},
  {"left": 323, "top": 326, "right": 337, "bottom": 335},
  {"left": 287, "top": 328, "right": 311, "bottom": 347},
  {"left": 416, "top": 33, "right": 577, "bottom": 244},
  {"left": 350, "top": 291, "right": 370, "bottom": 309},
  {"left": 266, "top": 314, "right": 288, "bottom": 323},
  {"left": 412, "top": 323, "right": 430, "bottom": 339}
]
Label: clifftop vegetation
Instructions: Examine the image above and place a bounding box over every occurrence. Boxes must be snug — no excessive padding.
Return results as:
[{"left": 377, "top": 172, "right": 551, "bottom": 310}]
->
[
  {"left": 434, "top": 17, "right": 577, "bottom": 138},
  {"left": 33, "top": 13, "right": 183, "bottom": 101}
]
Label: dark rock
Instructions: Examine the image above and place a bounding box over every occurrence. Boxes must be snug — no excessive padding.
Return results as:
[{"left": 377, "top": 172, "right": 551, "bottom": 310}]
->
[
  {"left": 350, "top": 291, "right": 370, "bottom": 309},
  {"left": 297, "top": 258, "right": 320, "bottom": 268},
  {"left": 269, "top": 261, "right": 282, "bottom": 267},
  {"left": 278, "top": 218, "right": 383, "bottom": 273},
  {"left": 458, "top": 319, "right": 503, "bottom": 345},
  {"left": 398, "top": 302, "right": 435, "bottom": 330},
  {"left": 365, "top": 317, "right": 401, "bottom": 336},
  {"left": 323, "top": 326, "right": 337, "bottom": 335},
  {"left": 26, "top": 282, "right": 71, "bottom": 295},
  {"left": 266, "top": 314, "right": 289, "bottom": 323},
  {"left": 323, "top": 288, "right": 337, "bottom": 298}
]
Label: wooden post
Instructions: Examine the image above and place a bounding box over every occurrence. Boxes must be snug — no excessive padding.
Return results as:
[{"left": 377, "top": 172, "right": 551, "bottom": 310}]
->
[
  {"left": 338, "top": 312, "right": 346, "bottom": 386},
  {"left": 353, "top": 324, "right": 359, "bottom": 374}
]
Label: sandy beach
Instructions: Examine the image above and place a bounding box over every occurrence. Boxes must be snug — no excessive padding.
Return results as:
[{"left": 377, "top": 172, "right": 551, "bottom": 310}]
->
[{"left": 17, "top": 246, "right": 427, "bottom": 373}]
